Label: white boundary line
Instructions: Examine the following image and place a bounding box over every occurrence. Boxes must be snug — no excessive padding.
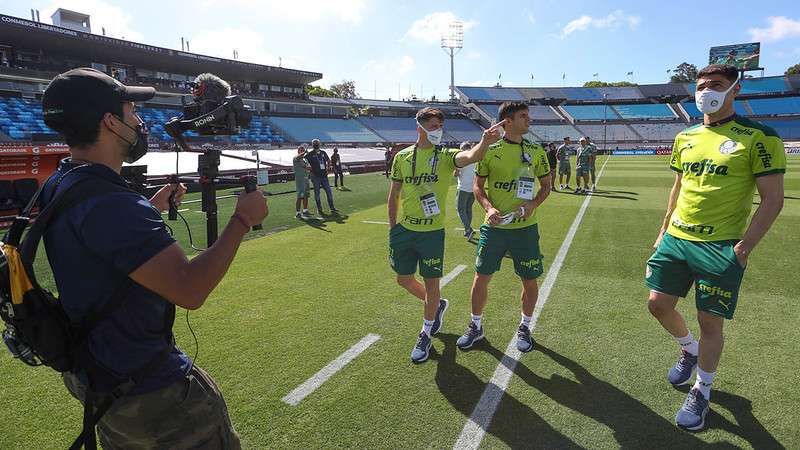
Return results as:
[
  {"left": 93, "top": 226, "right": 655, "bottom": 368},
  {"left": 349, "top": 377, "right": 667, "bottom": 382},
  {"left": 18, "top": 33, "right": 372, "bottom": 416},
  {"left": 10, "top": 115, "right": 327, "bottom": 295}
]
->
[
  {"left": 441, "top": 264, "right": 468, "bottom": 287},
  {"left": 362, "top": 220, "right": 390, "bottom": 225},
  {"left": 282, "top": 333, "right": 382, "bottom": 406},
  {"left": 453, "top": 155, "right": 613, "bottom": 450}
]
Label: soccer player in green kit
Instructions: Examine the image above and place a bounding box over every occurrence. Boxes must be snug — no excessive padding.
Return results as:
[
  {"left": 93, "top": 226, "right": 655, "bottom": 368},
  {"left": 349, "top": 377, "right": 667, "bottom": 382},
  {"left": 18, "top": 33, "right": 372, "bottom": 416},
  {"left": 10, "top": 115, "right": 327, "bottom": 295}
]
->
[
  {"left": 455, "top": 101, "right": 552, "bottom": 353},
  {"left": 646, "top": 65, "right": 785, "bottom": 431},
  {"left": 388, "top": 107, "right": 507, "bottom": 363}
]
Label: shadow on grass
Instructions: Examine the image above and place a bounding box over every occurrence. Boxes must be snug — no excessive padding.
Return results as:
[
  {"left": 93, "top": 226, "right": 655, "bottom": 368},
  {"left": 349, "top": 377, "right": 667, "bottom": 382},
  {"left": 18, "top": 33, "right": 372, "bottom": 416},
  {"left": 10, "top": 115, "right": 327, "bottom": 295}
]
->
[
  {"left": 552, "top": 189, "right": 638, "bottom": 201},
  {"left": 672, "top": 385, "right": 784, "bottom": 449},
  {"left": 300, "top": 213, "right": 350, "bottom": 232},
  {"left": 434, "top": 336, "right": 748, "bottom": 449},
  {"left": 430, "top": 333, "right": 581, "bottom": 449}
]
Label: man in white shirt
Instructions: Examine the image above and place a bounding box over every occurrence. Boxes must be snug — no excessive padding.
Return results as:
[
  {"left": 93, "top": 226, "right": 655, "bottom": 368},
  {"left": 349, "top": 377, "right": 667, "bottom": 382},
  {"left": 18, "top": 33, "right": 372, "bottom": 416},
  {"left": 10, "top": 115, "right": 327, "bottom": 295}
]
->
[{"left": 454, "top": 142, "right": 476, "bottom": 240}]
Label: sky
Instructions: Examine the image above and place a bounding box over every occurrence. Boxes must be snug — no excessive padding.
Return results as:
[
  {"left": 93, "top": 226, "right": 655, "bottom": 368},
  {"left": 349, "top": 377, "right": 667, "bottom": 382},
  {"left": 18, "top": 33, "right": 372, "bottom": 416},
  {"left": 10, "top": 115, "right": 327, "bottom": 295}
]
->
[{"left": 3, "top": 0, "right": 800, "bottom": 100}]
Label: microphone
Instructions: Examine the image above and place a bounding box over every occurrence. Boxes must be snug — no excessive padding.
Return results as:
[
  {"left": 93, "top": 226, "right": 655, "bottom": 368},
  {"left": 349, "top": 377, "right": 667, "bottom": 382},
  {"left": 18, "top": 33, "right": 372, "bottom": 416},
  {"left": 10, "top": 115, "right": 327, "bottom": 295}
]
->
[{"left": 193, "top": 73, "right": 231, "bottom": 104}]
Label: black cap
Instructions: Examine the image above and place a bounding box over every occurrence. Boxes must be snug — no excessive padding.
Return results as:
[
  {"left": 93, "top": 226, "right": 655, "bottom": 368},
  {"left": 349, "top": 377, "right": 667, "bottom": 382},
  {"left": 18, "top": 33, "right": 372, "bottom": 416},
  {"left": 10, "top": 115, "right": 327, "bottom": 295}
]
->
[{"left": 42, "top": 67, "right": 155, "bottom": 134}]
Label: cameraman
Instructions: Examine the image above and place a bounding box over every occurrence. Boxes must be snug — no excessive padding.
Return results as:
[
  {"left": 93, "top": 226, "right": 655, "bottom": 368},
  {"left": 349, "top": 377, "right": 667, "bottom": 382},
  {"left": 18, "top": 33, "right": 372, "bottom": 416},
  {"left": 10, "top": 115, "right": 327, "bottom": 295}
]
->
[{"left": 41, "top": 68, "right": 267, "bottom": 449}]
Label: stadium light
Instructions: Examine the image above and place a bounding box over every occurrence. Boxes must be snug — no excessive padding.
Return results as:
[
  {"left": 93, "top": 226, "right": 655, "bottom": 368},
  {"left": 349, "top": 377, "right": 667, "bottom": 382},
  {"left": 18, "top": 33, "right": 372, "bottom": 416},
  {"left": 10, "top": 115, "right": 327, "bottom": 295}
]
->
[{"left": 441, "top": 21, "right": 464, "bottom": 101}]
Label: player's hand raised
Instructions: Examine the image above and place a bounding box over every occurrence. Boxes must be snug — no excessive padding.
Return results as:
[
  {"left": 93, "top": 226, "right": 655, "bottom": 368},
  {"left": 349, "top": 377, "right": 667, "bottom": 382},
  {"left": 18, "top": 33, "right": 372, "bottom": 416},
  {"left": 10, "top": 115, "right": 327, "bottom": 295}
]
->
[{"left": 481, "top": 119, "right": 508, "bottom": 146}]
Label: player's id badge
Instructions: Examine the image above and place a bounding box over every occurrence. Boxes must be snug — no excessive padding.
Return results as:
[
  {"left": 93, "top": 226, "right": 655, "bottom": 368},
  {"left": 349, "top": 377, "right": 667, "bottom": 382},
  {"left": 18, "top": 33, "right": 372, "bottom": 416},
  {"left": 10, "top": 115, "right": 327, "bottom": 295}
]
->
[
  {"left": 516, "top": 176, "right": 535, "bottom": 200},
  {"left": 420, "top": 192, "right": 441, "bottom": 217},
  {"left": 319, "top": 161, "right": 326, "bottom": 170}
]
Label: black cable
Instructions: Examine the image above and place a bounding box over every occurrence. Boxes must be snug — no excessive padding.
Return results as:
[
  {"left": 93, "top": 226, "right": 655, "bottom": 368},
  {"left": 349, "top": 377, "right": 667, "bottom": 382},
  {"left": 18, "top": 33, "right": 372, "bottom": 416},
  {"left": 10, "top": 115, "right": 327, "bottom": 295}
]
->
[{"left": 185, "top": 308, "right": 199, "bottom": 365}]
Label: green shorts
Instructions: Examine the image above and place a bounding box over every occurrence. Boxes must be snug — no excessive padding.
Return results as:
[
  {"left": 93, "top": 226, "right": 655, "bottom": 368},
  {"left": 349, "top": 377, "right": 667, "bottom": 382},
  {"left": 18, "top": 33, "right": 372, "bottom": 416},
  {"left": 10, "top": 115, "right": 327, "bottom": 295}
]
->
[
  {"left": 475, "top": 223, "right": 544, "bottom": 279},
  {"left": 558, "top": 163, "right": 571, "bottom": 175},
  {"left": 646, "top": 233, "right": 746, "bottom": 320},
  {"left": 576, "top": 166, "right": 590, "bottom": 177},
  {"left": 389, "top": 224, "right": 445, "bottom": 279}
]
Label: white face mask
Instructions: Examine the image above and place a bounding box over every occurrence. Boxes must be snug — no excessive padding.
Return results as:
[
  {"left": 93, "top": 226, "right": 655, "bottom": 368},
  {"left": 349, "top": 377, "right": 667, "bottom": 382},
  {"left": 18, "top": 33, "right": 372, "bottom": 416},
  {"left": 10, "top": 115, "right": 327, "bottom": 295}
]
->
[
  {"left": 695, "top": 75, "right": 739, "bottom": 115},
  {"left": 418, "top": 121, "right": 444, "bottom": 146}
]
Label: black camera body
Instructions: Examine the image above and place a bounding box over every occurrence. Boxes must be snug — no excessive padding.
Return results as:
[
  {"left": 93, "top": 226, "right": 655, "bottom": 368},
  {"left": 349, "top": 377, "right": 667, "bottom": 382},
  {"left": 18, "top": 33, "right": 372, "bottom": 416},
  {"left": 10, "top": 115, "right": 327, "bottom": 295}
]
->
[{"left": 165, "top": 95, "right": 252, "bottom": 138}]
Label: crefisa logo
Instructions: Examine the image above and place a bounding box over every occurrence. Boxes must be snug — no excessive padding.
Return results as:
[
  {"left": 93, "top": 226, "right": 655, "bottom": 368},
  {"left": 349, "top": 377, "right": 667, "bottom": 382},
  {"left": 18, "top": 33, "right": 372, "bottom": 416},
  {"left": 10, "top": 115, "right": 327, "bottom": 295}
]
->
[{"left": 719, "top": 139, "right": 737, "bottom": 154}]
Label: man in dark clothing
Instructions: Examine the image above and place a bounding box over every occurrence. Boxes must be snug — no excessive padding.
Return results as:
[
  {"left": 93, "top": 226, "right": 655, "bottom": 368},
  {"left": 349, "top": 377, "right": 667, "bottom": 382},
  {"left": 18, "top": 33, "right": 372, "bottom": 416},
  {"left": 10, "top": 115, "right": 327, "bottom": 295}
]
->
[
  {"left": 305, "top": 138, "right": 338, "bottom": 214},
  {"left": 39, "top": 68, "right": 268, "bottom": 449},
  {"left": 331, "top": 147, "right": 345, "bottom": 189},
  {"left": 546, "top": 142, "right": 558, "bottom": 191}
]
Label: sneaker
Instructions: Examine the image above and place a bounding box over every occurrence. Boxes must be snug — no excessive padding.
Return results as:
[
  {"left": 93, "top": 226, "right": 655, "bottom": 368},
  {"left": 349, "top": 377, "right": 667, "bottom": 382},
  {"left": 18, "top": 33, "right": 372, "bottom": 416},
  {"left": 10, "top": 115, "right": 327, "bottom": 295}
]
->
[
  {"left": 295, "top": 212, "right": 302, "bottom": 219},
  {"left": 565, "top": 185, "right": 572, "bottom": 190},
  {"left": 516, "top": 324, "right": 534, "bottom": 353},
  {"left": 431, "top": 299, "right": 449, "bottom": 335},
  {"left": 456, "top": 322, "right": 484, "bottom": 350},
  {"left": 668, "top": 349, "right": 698, "bottom": 386},
  {"left": 675, "top": 388, "right": 710, "bottom": 431},
  {"left": 302, "top": 210, "right": 313, "bottom": 218},
  {"left": 331, "top": 208, "right": 340, "bottom": 214},
  {"left": 591, "top": 185, "right": 596, "bottom": 192},
  {"left": 410, "top": 332, "right": 432, "bottom": 363},
  {"left": 559, "top": 184, "right": 564, "bottom": 190},
  {"left": 574, "top": 187, "right": 582, "bottom": 194},
  {"left": 466, "top": 229, "right": 475, "bottom": 241}
]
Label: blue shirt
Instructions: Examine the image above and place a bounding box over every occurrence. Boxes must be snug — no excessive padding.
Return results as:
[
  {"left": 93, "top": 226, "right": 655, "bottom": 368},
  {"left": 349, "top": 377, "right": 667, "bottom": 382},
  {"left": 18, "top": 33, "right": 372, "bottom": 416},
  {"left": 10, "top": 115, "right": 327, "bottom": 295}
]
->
[{"left": 41, "top": 159, "right": 191, "bottom": 394}]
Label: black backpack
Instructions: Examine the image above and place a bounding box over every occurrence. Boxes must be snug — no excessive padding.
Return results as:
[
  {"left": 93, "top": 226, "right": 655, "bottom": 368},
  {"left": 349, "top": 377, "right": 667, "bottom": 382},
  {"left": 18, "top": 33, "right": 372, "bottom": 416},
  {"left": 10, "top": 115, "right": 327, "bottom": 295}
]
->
[{"left": 0, "top": 170, "right": 175, "bottom": 450}]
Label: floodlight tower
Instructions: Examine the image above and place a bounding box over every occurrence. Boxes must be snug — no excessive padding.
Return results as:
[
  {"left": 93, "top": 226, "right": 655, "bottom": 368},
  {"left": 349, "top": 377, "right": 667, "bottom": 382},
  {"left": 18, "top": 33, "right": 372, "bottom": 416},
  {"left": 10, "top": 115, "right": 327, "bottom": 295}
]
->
[{"left": 441, "top": 21, "right": 464, "bottom": 101}]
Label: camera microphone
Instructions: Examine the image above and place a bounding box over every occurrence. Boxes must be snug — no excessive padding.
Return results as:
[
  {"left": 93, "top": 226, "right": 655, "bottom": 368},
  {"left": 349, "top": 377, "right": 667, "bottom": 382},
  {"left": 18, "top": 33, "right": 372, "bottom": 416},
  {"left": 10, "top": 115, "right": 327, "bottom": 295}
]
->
[{"left": 193, "top": 73, "right": 231, "bottom": 104}]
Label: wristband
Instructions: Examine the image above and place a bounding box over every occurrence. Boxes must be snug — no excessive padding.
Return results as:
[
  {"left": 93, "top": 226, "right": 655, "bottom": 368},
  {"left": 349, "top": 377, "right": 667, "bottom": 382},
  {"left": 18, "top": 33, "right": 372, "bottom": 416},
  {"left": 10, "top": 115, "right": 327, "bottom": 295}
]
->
[
  {"left": 231, "top": 212, "right": 250, "bottom": 230},
  {"left": 518, "top": 206, "right": 526, "bottom": 218}
]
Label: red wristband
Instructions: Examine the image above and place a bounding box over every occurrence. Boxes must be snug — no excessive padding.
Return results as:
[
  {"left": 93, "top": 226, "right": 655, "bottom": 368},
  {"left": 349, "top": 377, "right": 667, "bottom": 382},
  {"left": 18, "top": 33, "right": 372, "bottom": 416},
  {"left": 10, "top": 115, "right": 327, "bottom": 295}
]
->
[{"left": 231, "top": 213, "right": 250, "bottom": 230}]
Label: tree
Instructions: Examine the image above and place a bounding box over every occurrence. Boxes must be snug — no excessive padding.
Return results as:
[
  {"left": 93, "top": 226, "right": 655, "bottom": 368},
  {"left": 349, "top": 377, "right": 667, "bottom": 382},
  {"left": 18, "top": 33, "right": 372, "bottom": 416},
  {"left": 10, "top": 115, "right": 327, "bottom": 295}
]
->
[
  {"left": 669, "top": 63, "right": 698, "bottom": 83},
  {"left": 305, "top": 85, "right": 336, "bottom": 97},
  {"left": 330, "top": 80, "right": 358, "bottom": 99},
  {"left": 786, "top": 63, "right": 800, "bottom": 75},
  {"left": 582, "top": 81, "right": 638, "bottom": 87}
]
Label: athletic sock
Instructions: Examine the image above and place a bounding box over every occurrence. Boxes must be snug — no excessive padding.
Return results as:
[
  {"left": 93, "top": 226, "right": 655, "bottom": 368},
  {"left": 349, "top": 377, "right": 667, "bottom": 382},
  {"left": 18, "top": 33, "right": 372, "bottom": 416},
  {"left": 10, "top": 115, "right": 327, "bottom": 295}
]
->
[
  {"left": 520, "top": 313, "right": 532, "bottom": 328},
  {"left": 693, "top": 368, "right": 715, "bottom": 400},
  {"left": 675, "top": 332, "right": 699, "bottom": 356},
  {"left": 471, "top": 314, "right": 482, "bottom": 330},
  {"left": 422, "top": 319, "right": 434, "bottom": 337}
]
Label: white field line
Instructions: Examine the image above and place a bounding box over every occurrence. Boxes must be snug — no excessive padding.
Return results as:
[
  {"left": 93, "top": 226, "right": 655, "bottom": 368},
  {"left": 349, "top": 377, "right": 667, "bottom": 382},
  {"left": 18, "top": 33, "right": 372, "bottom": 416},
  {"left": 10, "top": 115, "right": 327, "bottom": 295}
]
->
[
  {"left": 282, "top": 334, "right": 382, "bottom": 406},
  {"left": 453, "top": 155, "right": 613, "bottom": 450}
]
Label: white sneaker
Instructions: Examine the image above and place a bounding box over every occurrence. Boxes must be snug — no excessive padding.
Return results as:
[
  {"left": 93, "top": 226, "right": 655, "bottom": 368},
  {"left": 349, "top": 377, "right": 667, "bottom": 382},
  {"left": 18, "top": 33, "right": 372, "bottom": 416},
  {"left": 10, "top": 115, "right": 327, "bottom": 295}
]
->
[{"left": 295, "top": 212, "right": 303, "bottom": 219}]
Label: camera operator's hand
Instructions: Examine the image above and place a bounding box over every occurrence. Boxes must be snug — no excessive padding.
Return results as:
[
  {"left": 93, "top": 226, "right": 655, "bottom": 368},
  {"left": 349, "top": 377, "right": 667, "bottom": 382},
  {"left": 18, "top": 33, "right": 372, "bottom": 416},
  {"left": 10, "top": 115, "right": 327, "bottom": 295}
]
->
[
  {"left": 233, "top": 190, "right": 268, "bottom": 229},
  {"left": 150, "top": 183, "right": 187, "bottom": 213}
]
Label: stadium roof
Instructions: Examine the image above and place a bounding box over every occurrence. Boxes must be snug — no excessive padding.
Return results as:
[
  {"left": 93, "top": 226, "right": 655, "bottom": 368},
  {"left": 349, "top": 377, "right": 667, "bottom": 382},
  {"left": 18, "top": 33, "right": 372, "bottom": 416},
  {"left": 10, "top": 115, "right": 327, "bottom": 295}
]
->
[{"left": 0, "top": 13, "right": 322, "bottom": 85}]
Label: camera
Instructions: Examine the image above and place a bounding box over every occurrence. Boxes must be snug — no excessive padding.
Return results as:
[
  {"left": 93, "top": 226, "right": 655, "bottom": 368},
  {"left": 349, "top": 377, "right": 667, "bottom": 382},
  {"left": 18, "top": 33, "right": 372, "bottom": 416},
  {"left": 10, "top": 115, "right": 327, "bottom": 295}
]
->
[{"left": 164, "top": 73, "right": 252, "bottom": 139}]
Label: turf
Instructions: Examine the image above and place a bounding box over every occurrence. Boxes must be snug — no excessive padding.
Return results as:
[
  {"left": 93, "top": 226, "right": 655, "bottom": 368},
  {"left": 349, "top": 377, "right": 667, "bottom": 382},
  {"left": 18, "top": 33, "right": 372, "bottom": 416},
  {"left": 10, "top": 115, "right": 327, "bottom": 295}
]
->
[{"left": 1, "top": 157, "right": 798, "bottom": 449}]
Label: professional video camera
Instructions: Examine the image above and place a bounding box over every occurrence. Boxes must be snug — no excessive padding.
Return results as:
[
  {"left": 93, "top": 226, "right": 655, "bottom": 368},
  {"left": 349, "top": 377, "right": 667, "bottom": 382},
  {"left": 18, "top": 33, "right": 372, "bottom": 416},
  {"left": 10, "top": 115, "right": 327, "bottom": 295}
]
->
[
  {"left": 165, "top": 73, "right": 253, "bottom": 140},
  {"left": 161, "top": 73, "right": 266, "bottom": 246}
]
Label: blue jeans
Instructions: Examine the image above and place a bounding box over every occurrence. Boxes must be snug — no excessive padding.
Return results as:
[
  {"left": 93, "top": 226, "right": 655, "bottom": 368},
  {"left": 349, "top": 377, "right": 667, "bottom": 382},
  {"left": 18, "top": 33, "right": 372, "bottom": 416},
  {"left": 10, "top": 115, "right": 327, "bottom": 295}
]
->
[
  {"left": 456, "top": 190, "right": 475, "bottom": 232},
  {"left": 311, "top": 174, "right": 335, "bottom": 210}
]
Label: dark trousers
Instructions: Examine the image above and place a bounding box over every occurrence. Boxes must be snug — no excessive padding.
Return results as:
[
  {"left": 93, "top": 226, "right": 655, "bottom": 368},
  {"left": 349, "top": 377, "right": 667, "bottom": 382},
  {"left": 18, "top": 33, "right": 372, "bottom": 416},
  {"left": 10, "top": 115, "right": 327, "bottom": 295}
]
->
[
  {"left": 456, "top": 190, "right": 475, "bottom": 232},
  {"left": 334, "top": 168, "right": 344, "bottom": 187},
  {"left": 311, "top": 174, "right": 335, "bottom": 210}
]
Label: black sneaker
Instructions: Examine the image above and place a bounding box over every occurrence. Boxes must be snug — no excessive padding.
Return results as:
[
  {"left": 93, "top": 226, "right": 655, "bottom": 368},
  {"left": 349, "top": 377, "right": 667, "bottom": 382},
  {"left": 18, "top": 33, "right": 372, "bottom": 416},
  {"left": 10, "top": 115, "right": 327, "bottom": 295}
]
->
[{"left": 516, "top": 324, "right": 534, "bottom": 353}]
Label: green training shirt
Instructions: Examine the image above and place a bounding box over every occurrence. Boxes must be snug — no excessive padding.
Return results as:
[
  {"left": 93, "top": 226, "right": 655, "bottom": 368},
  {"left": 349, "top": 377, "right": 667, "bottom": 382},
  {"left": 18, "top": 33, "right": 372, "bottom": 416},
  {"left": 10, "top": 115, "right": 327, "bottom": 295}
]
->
[
  {"left": 391, "top": 144, "right": 460, "bottom": 232},
  {"left": 668, "top": 115, "right": 786, "bottom": 241},
  {"left": 476, "top": 138, "right": 550, "bottom": 230}
]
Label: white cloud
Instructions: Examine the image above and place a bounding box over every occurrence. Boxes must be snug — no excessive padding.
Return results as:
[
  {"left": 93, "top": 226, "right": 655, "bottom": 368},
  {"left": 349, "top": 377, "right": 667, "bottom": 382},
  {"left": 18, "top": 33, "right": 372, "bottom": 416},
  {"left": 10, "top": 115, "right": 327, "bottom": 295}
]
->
[
  {"left": 200, "top": 0, "right": 366, "bottom": 24},
  {"left": 362, "top": 55, "right": 415, "bottom": 75},
  {"left": 748, "top": 16, "right": 800, "bottom": 43},
  {"left": 42, "top": 0, "right": 142, "bottom": 41},
  {"left": 404, "top": 11, "right": 477, "bottom": 45},
  {"left": 189, "top": 28, "right": 303, "bottom": 68},
  {"left": 560, "top": 10, "right": 641, "bottom": 38}
]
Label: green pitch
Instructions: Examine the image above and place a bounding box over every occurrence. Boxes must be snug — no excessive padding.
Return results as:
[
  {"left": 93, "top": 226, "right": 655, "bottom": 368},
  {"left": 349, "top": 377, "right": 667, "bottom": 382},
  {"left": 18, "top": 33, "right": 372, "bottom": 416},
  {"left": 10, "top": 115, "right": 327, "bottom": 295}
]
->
[{"left": 2, "top": 157, "right": 798, "bottom": 449}]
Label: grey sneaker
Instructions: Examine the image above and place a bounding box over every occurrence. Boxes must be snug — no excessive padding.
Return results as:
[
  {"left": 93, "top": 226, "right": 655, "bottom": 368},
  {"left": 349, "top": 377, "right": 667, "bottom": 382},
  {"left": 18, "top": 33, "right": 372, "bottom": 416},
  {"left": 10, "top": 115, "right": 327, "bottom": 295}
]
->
[
  {"left": 668, "top": 349, "right": 698, "bottom": 386},
  {"left": 465, "top": 229, "right": 475, "bottom": 241},
  {"left": 411, "top": 332, "right": 432, "bottom": 363},
  {"left": 516, "top": 324, "right": 534, "bottom": 353},
  {"left": 676, "top": 388, "right": 710, "bottom": 431},
  {"left": 431, "top": 299, "right": 449, "bottom": 335},
  {"left": 456, "top": 322, "right": 484, "bottom": 350}
]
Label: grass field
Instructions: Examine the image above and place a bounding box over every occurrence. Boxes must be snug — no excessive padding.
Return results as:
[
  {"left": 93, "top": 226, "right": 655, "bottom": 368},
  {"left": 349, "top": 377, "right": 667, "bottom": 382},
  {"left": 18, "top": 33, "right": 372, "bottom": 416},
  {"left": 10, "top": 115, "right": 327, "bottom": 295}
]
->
[{"left": 2, "top": 156, "right": 799, "bottom": 449}]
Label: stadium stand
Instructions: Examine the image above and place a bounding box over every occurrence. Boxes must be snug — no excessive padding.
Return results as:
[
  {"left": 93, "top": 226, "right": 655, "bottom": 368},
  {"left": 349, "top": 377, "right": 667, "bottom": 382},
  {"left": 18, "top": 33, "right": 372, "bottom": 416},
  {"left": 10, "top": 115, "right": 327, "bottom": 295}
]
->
[
  {"left": 458, "top": 87, "right": 525, "bottom": 101},
  {"left": 630, "top": 123, "right": 690, "bottom": 141},
  {"left": 761, "top": 120, "right": 800, "bottom": 139},
  {"left": 267, "top": 117, "right": 381, "bottom": 143},
  {"left": 0, "top": 96, "right": 50, "bottom": 140},
  {"left": 356, "top": 117, "right": 418, "bottom": 142},
  {"left": 575, "top": 124, "right": 640, "bottom": 142},
  {"left": 527, "top": 124, "right": 583, "bottom": 141},
  {"left": 442, "top": 119, "right": 484, "bottom": 142},
  {"left": 613, "top": 103, "right": 676, "bottom": 119},
  {"left": 562, "top": 105, "right": 620, "bottom": 120},
  {"left": 747, "top": 97, "right": 800, "bottom": 116}
]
